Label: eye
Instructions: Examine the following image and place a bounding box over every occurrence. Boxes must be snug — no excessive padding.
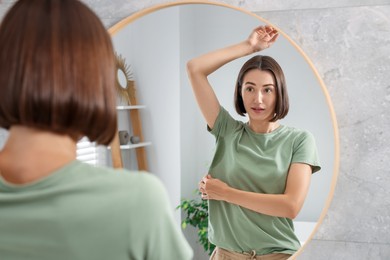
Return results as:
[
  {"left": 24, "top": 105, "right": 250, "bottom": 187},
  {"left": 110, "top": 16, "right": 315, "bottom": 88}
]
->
[
  {"left": 245, "top": 86, "right": 254, "bottom": 92},
  {"left": 264, "top": 87, "right": 273, "bottom": 94}
]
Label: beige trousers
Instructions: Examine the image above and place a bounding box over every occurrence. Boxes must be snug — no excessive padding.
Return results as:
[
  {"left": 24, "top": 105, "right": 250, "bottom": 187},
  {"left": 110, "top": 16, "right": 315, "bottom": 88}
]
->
[{"left": 210, "top": 247, "right": 292, "bottom": 260}]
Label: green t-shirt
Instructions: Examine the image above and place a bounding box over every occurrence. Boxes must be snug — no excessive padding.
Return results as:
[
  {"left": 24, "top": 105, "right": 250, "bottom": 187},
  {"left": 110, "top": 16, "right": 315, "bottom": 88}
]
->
[
  {"left": 0, "top": 160, "right": 193, "bottom": 260},
  {"left": 208, "top": 107, "right": 321, "bottom": 255}
]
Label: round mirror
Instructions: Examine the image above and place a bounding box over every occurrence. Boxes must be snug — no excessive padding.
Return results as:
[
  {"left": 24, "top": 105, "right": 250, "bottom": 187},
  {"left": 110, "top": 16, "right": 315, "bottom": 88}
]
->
[
  {"left": 110, "top": 2, "right": 339, "bottom": 259},
  {"left": 115, "top": 54, "right": 134, "bottom": 105},
  {"left": 117, "top": 69, "right": 128, "bottom": 89}
]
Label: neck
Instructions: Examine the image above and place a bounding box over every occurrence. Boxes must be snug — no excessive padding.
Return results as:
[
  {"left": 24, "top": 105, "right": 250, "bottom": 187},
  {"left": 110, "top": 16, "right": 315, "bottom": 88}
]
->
[
  {"left": 248, "top": 120, "right": 280, "bottom": 134},
  {"left": 0, "top": 126, "right": 77, "bottom": 184}
]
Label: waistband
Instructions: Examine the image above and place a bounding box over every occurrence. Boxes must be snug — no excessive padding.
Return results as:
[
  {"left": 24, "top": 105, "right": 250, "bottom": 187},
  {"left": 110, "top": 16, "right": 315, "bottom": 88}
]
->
[{"left": 212, "top": 247, "right": 292, "bottom": 260}]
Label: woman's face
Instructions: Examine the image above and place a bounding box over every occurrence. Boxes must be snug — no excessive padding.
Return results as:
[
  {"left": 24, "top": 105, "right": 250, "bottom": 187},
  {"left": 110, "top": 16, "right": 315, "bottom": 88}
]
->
[{"left": 241, "top": 69, "right": 277, "bottom": 123}]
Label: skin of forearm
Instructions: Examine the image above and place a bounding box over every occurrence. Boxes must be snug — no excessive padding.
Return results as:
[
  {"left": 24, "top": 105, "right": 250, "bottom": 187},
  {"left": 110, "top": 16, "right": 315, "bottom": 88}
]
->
[
  {"left": 224, "top": 187, "right": 301, "bottom": 219},
  {"left": 187, "top": 40, "right": 255, "bottom": 77}
]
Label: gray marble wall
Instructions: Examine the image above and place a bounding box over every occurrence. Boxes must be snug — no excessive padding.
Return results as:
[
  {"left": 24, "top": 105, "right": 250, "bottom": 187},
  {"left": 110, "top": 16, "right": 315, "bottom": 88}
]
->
[
  {"left": 257, "top": 4, "right": 390, "bottom": 260},
  {"left": 1, "top": 1, "right": 389, "bottom": 259}
]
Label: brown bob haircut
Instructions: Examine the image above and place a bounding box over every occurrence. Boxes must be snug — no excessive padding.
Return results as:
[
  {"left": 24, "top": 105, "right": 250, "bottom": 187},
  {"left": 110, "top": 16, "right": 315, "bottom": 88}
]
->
[
  {"left": 234, "top": 55, "right": 289, "bottom": 122},
  {"left": 0, "top": 0, "right": 117, "bottom": 145}
]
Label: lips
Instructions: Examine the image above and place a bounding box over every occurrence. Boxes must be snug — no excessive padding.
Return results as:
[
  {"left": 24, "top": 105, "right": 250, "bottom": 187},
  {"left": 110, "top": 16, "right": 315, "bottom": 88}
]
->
[{"left": 251, "top": 107, "right": 265, "bottom": 113}]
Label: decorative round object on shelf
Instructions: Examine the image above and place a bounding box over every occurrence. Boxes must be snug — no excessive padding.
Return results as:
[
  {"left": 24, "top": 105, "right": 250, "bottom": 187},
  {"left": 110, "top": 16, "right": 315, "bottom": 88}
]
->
[
  {"left": 130, "top": 135, "right": 140, "bottom": 144},
  {"left": 118, "top": 130, "right": 129, "bottom": 145}
]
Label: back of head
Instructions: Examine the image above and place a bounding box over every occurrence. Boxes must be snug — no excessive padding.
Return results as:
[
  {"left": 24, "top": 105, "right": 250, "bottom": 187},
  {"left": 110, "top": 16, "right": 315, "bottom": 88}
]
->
[{"left": 0, "top": 0, "right": 117, "bottom": 145}]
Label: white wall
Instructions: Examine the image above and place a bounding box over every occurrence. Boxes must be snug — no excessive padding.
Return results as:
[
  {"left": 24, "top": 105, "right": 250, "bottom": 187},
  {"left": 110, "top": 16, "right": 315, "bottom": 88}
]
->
[
  {"left": 179, "top": 7, "right": 205, "bottom": 259},
  {"left": 111, "top": 7, "right": 182, "bottom": 223}
]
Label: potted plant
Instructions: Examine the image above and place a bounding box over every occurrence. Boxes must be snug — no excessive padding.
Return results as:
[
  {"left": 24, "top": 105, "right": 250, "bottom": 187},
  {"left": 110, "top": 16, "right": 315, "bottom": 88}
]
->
[{"left": 177, "top": 190, "right": 215, "bottom": 256}]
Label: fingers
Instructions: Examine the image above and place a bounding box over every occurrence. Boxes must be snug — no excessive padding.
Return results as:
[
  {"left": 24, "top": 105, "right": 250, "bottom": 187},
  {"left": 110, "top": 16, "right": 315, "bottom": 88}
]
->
[
  {"left": 201, "top": 175, "right": 212, "bottom": 183},
  {"left": 198, "top": 176, "right": 207, "bottom": 192},
  {"left": 269, "top": 33, "right": 279, "bottom": 44},
  {"left": 199, "top": 174, "right": 213, "bottom": 197},
  {"left": 198, "top": 180, "right": 204, "bottom": 191},
  {"left": 199, "top": 180, "right": 207, "bottom": 199},
  {"left": 254, "top": 25, "right": 275, "bottom": 33},
  {"left": 254, "top": 26, "right": 266, "bottom": 37},
  {"left": 254, "top": 25, "right": 278, "bottom": 39},
  {"left": 265, "top": 25, "right": 277, "bottom": 34},
  {"left": 253, "top": 25, "right": 264, "bottom": 33}
]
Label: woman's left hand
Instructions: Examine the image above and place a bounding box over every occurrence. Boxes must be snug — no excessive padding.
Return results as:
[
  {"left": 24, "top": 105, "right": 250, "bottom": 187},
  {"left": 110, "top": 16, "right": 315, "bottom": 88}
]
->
[{"left": 199, "top": 175, "right": 230, "bottom": 201}]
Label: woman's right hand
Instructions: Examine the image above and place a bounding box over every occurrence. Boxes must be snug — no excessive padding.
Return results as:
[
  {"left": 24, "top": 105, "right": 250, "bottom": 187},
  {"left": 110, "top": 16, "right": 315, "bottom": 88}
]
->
[{"left": 248, "top": 25, "right": 279, "bottom": 52}]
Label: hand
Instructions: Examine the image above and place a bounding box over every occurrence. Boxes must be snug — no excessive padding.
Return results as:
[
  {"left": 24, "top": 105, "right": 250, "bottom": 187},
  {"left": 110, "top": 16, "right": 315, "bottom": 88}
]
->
[
  {"left": 248, "top": 25, "right": 279, "bottom": 52},
  {"left": 198, "top": 175, "right": 230, "bottom": 201}
]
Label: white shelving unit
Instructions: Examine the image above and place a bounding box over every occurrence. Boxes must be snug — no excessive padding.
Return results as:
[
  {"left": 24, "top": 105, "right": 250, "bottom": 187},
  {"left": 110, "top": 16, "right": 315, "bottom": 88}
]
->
[
  {"left": 110, "top": 102, "right": 150, "bottom": 170},
  {"left": 119, "top": 142, "right": 152, "bottom": 149},
  {"left": 116, "top": 105, "right": 151, "bottom": 149},
  {"left": 116, "top": 105, "right": 146, "bottom": 110},
  {"left": 108, "top": 141, "right": 151, "bottom": 150}
]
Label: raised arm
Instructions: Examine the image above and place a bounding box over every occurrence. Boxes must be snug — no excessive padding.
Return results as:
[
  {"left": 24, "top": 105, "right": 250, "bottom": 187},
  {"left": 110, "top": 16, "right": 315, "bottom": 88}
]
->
[{"left": 186, "top": 25, "right": 279, "bottom": 129}]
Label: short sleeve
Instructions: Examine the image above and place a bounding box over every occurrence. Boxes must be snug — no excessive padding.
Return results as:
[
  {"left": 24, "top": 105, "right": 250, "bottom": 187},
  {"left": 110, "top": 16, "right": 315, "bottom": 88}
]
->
[
  {"left": 127, "top": 175, "right": 193, "bottom": 260},
  {"left": 291, "top": 131, "right": 321, "bottom": 174},
  {"left": 208, "top": 106, "right": 241, "bottom": 139}
]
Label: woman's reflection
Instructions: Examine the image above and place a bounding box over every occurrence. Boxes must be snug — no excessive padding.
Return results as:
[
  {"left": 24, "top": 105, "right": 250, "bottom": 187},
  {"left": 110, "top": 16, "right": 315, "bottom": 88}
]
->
[{"left": 187, "top": 25, "right": 321, "bottom": 260}]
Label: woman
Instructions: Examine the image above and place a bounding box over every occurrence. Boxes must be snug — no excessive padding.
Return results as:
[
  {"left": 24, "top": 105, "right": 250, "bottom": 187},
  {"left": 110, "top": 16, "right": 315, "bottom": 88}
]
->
[
  {"left": 0, "top": 1, "right": 192, "bottom": 259},
  {"left": 187, "top": 26, "right": 321, "bottom": 259}
]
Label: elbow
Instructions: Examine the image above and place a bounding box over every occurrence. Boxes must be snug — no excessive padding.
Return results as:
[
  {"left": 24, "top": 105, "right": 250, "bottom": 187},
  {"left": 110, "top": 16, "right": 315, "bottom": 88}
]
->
[
  {"left": 286, "top": 202, "right": 302, "bottom": 219},
  {"left": 287, "top": 210, "right": 299, "bottom": 220},
  {"left": 186, "top": 59, "right": 197, "bottom": 76},
  {"left": 186, "top": 59, "right": 203, "bottom": 78}
]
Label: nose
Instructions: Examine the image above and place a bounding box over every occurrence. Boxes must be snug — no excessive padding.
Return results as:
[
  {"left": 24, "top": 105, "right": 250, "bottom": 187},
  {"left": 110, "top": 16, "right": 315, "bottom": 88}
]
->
[{"left": 253, "top": 90, "right": 262, "bottom": 104}]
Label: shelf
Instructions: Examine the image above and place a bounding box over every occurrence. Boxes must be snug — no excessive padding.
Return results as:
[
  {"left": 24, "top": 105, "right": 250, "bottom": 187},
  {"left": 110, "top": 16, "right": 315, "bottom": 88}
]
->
[
  {"left": 116, "top": 105, "right": 146, "bottom": 110},
  {"left": 120, "top": 142, "right": 151, "bottom": 149},
  {"left": 108, "top": 141, "right": 151, "bottom": 150}
]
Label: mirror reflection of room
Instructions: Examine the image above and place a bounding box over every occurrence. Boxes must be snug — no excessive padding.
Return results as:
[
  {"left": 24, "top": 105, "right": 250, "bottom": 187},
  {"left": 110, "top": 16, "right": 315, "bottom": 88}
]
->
[{"left": 110, "top": 3, "right": 336, "bottom": 260}]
